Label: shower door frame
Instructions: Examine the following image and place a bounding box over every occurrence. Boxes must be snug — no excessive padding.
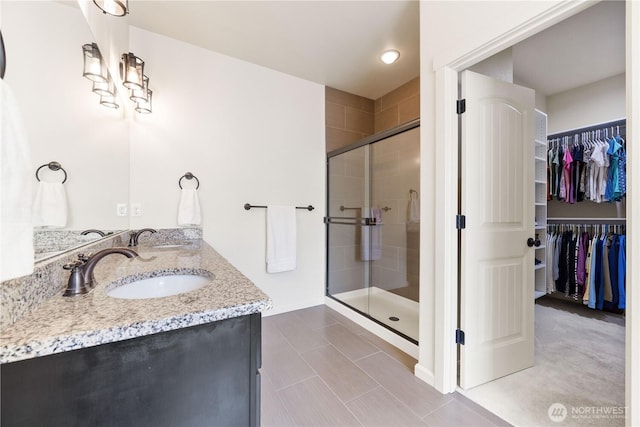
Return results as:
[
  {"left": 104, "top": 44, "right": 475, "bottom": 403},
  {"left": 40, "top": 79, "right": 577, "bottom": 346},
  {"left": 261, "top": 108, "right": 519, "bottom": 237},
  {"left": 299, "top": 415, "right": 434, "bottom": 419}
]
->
[{"left": 325, "top": 118, "right": 420, "bottom": 345}]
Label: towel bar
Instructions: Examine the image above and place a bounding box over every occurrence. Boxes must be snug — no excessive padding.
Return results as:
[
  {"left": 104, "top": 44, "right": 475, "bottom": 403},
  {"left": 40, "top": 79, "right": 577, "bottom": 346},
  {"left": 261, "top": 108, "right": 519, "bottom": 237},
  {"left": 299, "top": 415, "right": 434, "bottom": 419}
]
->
[
  {"left": 244, "top": 203, "right": 314, "bottom": 211},
  {"left": 35, "top": 161, "right": 67, "bottom": 184}
]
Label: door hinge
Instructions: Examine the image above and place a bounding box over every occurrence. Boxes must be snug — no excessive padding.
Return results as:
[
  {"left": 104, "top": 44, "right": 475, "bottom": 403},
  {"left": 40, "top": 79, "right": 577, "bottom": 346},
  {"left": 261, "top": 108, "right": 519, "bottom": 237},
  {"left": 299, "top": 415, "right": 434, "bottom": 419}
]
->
[
  {"left": 456, "top": 329, "right": 465, "bottom": 345},
  {"left": 456, "top": 214, "right": 466, "bottom": 230},
  {"left": 456, "top": 99, "right": 466, "bottom": 114}
]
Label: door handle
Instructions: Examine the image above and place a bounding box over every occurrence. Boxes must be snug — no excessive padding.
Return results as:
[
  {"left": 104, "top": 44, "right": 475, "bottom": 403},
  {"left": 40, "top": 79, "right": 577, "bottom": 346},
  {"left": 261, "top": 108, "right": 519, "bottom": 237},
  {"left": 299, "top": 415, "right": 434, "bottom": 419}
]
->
[{"left": 527, "top": 237, "right": 541, "bottom": 247}]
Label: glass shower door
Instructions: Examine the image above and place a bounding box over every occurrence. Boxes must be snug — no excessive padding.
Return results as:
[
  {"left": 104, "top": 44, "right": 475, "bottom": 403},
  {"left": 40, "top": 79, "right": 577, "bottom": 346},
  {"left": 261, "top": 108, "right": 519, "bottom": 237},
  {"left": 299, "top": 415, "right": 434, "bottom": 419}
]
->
[{"left": 325, "top": 124, "right": 420, "bottom": 343}]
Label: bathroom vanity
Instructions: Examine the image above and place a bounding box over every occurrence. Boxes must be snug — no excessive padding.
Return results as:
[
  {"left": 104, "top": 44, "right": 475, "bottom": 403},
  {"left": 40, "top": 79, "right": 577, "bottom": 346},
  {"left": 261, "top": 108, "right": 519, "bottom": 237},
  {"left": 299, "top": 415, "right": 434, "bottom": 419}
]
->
[{"left": 0, "top": 239, "right": 271, "bottom": 427}]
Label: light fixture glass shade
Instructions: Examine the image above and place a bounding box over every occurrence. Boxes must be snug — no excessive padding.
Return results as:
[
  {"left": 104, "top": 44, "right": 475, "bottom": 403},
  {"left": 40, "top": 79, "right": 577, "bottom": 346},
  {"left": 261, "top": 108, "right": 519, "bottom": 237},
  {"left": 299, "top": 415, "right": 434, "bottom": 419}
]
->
[
  {"left": 135, "top": 89, "right": 152, "bottom": 114},
  {"left": 120, "top": 53, "right": 145, "bottom": 90},
  {"left": 93, "top": 0, "right": 128, "bottom": 17},
  {"left": 100, "top": 94, "right": 119, "bottom": 109},
  {"left": 92, "top": 75, "right": 116, "bottom": 97},
  {"left": 129, "top": 75, "right": 149, "bottom": 102},
  {"left": 380, "top": 49, "right": 400, "bottom": 64},
  {"left": 82, "top": 43, "right": 107, "bottom": 83}
]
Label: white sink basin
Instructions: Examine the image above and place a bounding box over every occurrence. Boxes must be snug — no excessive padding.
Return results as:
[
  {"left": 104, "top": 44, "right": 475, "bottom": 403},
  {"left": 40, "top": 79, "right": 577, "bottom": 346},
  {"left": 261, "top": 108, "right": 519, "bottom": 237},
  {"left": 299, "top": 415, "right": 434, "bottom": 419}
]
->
[{"left": 107, "top": 274, "right": 211, "bottom": 300}]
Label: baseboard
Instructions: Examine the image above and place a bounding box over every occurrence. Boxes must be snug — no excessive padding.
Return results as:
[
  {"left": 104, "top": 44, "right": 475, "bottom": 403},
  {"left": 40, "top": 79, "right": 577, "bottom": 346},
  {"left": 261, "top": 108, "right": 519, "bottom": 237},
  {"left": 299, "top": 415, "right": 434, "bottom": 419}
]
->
[
  {"left": 262, "top": 299, "right": 324, "bottom": 317},
  {"left": 414, "top": 363, "right": 436, "bottom": 388}
]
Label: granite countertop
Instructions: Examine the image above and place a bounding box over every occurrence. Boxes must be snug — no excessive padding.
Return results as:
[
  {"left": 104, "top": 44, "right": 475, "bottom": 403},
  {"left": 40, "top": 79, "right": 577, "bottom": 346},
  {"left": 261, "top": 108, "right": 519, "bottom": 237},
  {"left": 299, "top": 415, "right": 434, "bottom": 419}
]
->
[{"left": 0, "top": 240, "right": 272, "bottom": 364}]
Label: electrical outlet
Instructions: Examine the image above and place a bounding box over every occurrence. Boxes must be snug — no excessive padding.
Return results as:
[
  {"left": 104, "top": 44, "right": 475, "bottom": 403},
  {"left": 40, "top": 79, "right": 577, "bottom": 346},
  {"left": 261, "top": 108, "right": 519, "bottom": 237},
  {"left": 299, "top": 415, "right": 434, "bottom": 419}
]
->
[
  {"left": 117, "top": 203, "right": 128, "bottom": 216},
  {"left": 131, "top": 203, "right": 142, "bottom": 217}
]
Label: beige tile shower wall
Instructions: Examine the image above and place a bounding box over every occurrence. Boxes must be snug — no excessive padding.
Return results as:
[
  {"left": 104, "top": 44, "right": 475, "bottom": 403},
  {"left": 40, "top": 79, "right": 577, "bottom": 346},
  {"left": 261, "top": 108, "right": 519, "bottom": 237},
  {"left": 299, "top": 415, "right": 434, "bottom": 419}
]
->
[
  {"left": 325, "top": 87, "right": 375, "bottom": 152},
  {"left": 327, "top": 149, "right": 366, "bottom": 294},
  {"left": 374, "top": 77, "right": 420, "bottom": 134},
  {"left": 371, "top": 127, "right": 420, "bottom": 294}
]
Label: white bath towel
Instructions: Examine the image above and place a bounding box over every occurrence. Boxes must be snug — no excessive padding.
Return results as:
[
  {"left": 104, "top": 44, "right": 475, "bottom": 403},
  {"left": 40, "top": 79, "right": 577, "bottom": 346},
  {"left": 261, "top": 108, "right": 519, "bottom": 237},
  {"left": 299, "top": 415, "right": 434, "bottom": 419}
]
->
[
  {"left": 177, "top": 188, "right": 202, "bottom": 226},
  {"left": 266, "top": 205, "right": 296, "bottom": 273},
  {"left": 360, "top": 207, "right": 382, "bottom": 261},
  {"left": 1, "top": 80, "right": 34, "bottom": 280}
]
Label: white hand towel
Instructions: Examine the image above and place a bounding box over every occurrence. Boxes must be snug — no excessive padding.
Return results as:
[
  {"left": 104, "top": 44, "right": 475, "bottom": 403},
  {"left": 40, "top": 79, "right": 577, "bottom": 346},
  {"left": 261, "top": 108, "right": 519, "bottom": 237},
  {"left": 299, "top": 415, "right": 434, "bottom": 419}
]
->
[
  {"left": 32, "top": 181, "right": 68, "bottom": 228},
  {"left": 177, "top": 188, "right": 202, "bottom": 226},
  {"left": 360, "top": 207, "right": 382, "bottom": 261},
  {"left": 266, "top": 205, "right": 296, "bottom": 273},
  {"left": 407, "top": 191, "right": 420, "bottom": 232},
  {"left": 1, "top": 80, "right": 34, "bottom": 281},
  {"left": 408, "top": 191, "right": 420, "bottom": 223}
]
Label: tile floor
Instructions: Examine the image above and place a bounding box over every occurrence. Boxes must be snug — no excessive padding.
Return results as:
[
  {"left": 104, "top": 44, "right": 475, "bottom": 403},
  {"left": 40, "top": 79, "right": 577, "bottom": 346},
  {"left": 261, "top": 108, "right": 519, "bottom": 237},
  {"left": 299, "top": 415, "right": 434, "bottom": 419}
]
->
[{"left": 260, "top": 305, "right": 510, "bottom": 426}]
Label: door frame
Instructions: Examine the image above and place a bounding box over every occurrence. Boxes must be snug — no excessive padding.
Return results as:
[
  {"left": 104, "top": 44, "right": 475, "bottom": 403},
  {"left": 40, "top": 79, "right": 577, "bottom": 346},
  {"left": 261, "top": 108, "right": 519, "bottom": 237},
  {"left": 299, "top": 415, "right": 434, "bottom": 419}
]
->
[{"left": 432, "top": 2, "right": 639, "bottom": 424}]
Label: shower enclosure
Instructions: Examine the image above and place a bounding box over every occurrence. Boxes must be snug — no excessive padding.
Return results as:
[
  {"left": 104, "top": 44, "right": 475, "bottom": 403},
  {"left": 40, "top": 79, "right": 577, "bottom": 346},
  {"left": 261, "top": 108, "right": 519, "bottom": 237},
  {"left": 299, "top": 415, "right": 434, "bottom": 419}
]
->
[{"left": 325, "top": 120, "right": 420, "bottom": 343}]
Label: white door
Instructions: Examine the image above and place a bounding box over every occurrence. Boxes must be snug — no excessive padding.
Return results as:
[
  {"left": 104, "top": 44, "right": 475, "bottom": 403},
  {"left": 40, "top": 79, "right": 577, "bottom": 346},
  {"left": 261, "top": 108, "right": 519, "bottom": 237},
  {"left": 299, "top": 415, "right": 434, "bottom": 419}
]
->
[{"left": 459, "top": 70, "right": 536, "bottom": 389}]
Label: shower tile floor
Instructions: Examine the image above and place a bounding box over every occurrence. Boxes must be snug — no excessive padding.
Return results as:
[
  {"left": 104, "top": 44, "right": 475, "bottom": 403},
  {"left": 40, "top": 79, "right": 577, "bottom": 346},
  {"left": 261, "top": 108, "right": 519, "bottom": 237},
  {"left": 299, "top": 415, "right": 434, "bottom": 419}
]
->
[
  {"left": 260, "top": 305, "right": 509, "bottom": 426},
  {"left": 331, "top": 286, "right": 419, "bottom": 341}
]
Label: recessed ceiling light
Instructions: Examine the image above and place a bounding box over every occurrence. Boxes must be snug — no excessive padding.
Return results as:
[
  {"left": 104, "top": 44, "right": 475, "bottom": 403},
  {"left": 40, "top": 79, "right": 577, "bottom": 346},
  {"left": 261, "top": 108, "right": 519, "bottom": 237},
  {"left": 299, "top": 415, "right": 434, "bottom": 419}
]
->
[{"left": 380, "top": 50, "right": 400, "bottom": 64}]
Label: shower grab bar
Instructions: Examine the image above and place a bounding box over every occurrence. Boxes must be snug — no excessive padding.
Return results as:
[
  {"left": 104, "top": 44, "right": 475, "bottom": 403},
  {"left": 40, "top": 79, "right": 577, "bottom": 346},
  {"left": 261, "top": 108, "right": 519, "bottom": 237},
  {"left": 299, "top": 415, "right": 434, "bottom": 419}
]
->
[
  {"left": 340, "top": 205, "right": 391, "bottom": 212},
  {"left": 323, "top": 216, "right": 382, "bottom": 226}
]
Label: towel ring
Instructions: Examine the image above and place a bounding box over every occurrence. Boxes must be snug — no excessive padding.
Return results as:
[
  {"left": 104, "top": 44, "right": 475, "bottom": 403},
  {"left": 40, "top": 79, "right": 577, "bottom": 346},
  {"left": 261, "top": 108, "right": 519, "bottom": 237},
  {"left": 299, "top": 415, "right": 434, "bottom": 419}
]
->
[
  {"left": 179, "top": 172, "right": 200, "bottom": 189},
  {"left": 35, "top": 161, "right": 67, "bottom": 184}
]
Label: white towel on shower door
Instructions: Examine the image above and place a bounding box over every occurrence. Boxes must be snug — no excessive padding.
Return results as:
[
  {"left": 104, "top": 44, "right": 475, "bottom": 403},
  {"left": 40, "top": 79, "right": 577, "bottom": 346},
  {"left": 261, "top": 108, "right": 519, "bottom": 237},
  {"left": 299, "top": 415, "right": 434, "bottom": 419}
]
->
[
  {"left": 266, "top": 205, "right": 296, "bottom": 273},
  {"left": 360, "top": 207, "right": 382, "bottom": 261}
]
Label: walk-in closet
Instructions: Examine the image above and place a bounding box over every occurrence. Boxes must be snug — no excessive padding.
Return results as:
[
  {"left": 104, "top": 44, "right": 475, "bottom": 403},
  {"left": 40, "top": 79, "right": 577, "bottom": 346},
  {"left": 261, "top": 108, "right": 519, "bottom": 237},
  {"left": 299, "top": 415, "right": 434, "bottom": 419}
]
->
[{"left": 460, "top": 2, "right": 626, "bottom": 426}]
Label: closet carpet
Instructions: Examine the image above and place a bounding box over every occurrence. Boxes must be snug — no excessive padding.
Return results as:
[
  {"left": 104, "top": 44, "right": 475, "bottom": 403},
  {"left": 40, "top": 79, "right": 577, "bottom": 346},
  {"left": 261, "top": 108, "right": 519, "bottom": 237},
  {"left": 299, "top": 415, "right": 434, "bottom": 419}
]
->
[{"left": 460, "top": 296, "right": 625, "bottom": 427}]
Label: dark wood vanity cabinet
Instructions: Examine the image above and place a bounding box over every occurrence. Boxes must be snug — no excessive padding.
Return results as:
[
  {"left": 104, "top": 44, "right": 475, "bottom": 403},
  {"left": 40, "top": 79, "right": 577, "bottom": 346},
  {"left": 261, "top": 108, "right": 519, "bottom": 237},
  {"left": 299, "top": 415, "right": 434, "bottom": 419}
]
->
[{"left": 1, "top": 313, "right": 262, "bottom": 427}]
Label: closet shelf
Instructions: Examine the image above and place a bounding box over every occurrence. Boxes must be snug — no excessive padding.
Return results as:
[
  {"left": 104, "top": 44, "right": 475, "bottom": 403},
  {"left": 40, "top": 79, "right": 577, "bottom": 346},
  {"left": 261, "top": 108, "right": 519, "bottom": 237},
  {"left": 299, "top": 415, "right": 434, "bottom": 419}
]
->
[{"left": 534, "top": 264, "right": 545, "bottom": 271}]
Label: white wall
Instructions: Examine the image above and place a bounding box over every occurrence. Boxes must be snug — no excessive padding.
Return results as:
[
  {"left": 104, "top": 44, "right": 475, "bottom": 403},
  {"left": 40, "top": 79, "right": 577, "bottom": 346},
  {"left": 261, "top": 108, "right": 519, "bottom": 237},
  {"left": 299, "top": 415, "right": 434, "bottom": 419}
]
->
[
  {"left": 547, "top": 73, "right": 626, "bottom": 133},
  {"left": 128, "top": 27, "right": 326, "bottom": 314},
  {"left": 2, "top": 1, "right": 129, "bottom": 230}
]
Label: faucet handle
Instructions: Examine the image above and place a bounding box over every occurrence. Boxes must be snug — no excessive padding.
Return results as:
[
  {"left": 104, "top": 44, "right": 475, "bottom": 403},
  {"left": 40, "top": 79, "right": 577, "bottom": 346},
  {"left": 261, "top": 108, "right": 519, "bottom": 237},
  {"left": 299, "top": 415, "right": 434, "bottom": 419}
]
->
[
  {"left": 77, "top": 253, "right": 90, "bottom": 262},
  {"left": 63, "top": 261, "right": 83, "bottom": 270}
]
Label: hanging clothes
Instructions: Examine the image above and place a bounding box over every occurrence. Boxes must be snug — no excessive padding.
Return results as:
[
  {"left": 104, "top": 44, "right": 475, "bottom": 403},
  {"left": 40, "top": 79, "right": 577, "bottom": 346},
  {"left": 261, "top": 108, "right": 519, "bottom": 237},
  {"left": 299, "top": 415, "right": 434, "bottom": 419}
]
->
[
  {"left": 546, "top": 224, "right": 626, "bottom": 313},
  {"left": 547, "top": 123, "right": 627, "bottom": 204}
]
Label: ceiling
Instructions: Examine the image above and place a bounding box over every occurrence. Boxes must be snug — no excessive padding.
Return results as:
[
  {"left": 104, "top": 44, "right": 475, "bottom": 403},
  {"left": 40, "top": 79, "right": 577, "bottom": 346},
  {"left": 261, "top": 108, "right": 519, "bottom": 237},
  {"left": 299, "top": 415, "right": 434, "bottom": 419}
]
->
[
  {"left": 513, "top": 0, "right": 625, "bottom": 96},
  {"left": 124, "top": 0, "right": 624, "bottom": 101},
  {"left": 126, "top": 0, "right": 420, "bottom": 100}
]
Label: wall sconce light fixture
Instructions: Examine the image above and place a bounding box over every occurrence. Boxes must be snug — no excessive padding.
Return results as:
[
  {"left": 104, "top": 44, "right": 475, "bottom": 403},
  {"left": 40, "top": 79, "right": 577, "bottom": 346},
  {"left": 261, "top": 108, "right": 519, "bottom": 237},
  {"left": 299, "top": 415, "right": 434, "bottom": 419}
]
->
[
  {"left": 82, "top": 42, "right": 119, "bottom": 109},
  {"left": 93, "top": 0, "right": 128, "bottom": 17},
  {"left": 120, "top": 52, "right": 153, "bottom": 114},
  {"left": 92, "top": 78, "right": 116, "bottom": 97},
  {"left": 120, "top": 52, "right": 144, "bottom": 89},
  {"left": 82, "top": 43, "right": 107, "bottom": 82},
  {"left": 129, "top": 75, "right": 149, "bottom": 102},
  {"left": 99, "top": 93, "right": 120, "bottom": 109},
  {"left": 135, "top": 89, "right": 153, "bottom": 114}
]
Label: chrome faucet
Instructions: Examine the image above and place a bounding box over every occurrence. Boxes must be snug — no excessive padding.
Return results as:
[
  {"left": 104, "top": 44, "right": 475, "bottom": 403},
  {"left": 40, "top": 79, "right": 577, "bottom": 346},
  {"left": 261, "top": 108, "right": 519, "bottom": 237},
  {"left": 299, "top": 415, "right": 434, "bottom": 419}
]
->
[
  {"left": 128, "top": 228, "right": 157, "bottom": 247},
  {"left": 62, "top": 248, "right": 138, "bottom": 297}
]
